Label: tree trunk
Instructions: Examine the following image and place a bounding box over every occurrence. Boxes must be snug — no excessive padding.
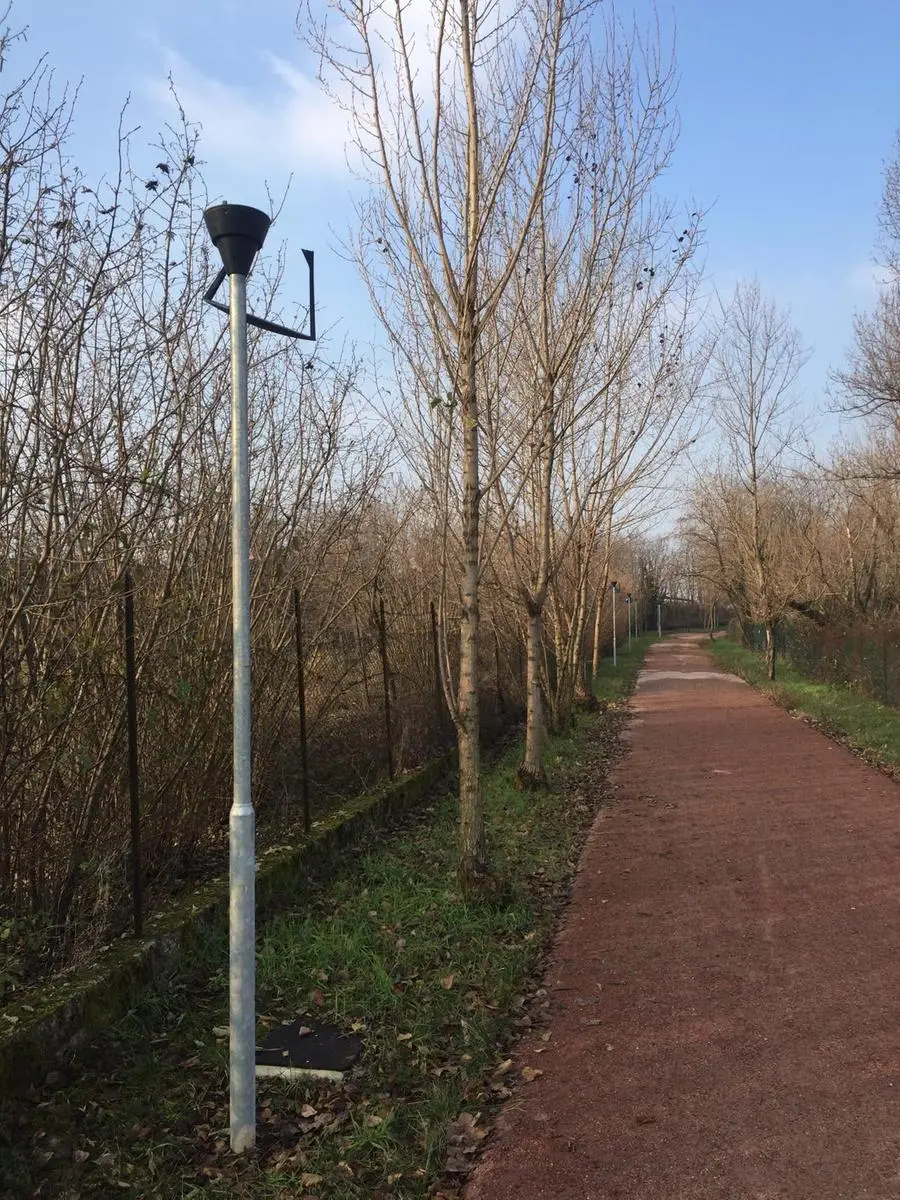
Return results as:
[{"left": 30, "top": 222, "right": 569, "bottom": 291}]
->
[
  {"left": 765, "top": 622, "right": 776, "bottom": 680},
  {"left": 518, "top": 605, "right": 547, "bottom": 789},
  {"left": 457, "top": 369, "right": 488, "bottom": 892},
  {"left": 591, "top": 587, "right": 603, "bottom": 679},
  {"left": 456, "top": 0, "right": 489, "bottom": 897},
  {"left": 457, "top": 685, "right": 486, "bottom": 894},
  {"left": 590, "top": 531, "right": 613, "bottom": 687}
]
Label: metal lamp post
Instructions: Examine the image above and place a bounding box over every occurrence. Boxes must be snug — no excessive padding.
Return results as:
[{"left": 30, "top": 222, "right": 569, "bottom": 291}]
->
[
  {"left": 657, "top": 602, "right": 662, "bottom": 639},
  {"left": 626, "top": 592, "right": 632, "bottom": 650},
  {"left": 610, "top": 580, "right": 619, "bottom": 667},
  {"left": 203, "top": 203, "right": 315, "bottom": 1154}
]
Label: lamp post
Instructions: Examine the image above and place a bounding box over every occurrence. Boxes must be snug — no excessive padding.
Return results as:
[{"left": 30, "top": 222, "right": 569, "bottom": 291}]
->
[
  {"left": 610, "top": 580, "right": 619, "bottom": 667},
  {"left": 203, "top": 203, "right": 316, "bottom": 1154},
  {"left": 626, "top": 592, "right": 632, "bottom": 650},
  {"left": 657, "top": 602, "right": 662, "bottom": 639}
]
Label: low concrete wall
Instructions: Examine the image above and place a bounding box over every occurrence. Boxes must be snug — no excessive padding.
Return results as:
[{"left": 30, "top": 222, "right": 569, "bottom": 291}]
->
[{"left": 0, "top": 754, "right": 452, "bottom": 1098}]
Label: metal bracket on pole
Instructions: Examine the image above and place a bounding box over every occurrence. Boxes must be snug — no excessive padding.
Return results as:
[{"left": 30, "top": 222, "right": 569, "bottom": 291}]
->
[
  {"left": 202, "top": 202, "right": 317, "bottom": 1155},
  {"left": 203, "top": 249, "right": 316, "bottom": 342}
]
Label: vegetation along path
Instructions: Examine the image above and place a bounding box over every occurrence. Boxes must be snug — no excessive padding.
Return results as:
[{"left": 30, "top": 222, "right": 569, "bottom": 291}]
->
[{"left": 467, "top": 633, "right": 900, "bottom": 1199}]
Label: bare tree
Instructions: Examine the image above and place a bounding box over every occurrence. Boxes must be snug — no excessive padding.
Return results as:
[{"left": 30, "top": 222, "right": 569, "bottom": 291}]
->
[
  {"left": 0, "top": 24, "right": 394, "bottom": 959},
  {"left": 310, "top": 0, "right": 584, "bottom": 892},
  {"left": 836, "top": 132, "right": 900, "bottom": 419},
  {"left": 477, "top": 11, "right": 702, "bottom": 784},
  {"left": 694, "top": 280, "right": 809, "bottom": 677}
]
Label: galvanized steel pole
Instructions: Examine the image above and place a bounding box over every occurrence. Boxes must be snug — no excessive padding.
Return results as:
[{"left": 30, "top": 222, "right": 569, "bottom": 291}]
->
[
  {"left": 228, "top": 269, "right": 256, "bottom": 1154},
  {"left": 203, "top": 203, "right": 273, "bottom": 1155},
  {"left": 203, "top": 204, "right": 316, "bottom": 1154}
]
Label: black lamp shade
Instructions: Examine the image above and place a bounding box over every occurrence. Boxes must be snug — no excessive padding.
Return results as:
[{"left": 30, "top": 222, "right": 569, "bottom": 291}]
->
[{"left": 204, "top": 203, "right": 271, "bottom": 276}]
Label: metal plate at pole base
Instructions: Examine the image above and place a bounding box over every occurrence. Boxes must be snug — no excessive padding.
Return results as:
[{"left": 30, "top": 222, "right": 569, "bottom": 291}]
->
[{"left": 255, "top": 1019, "right": 363, "bottom": 1082}]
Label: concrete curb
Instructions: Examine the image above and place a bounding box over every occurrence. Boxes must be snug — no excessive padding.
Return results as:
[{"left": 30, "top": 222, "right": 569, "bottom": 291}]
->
[{"left": 0, "top": 754, "right": 452, "bottom": 1098}]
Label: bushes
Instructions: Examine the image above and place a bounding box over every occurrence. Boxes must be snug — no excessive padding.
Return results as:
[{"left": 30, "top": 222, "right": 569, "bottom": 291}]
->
[{"left": 0, "top": 49, "right": 527, "bottom": 979}]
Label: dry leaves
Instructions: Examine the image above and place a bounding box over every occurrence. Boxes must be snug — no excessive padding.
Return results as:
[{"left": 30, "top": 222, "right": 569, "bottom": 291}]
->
[{"left": 444, "top": 1111, "right": 488, "bottom": 1176}]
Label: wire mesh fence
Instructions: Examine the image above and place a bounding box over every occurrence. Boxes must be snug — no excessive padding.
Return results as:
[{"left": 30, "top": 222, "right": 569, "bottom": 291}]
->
[
  {"left": 744, "top": 619, "right": 900, "bottom": 708},
  {"left": 0, "top": 571, "right": 525, "bottom": 989}
]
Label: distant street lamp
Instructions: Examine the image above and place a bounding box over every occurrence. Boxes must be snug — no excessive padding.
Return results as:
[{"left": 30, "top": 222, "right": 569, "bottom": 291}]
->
[
  {"left": 626, "top": 592, "right": 633, "bottom": 650},
  {"left": 610, "top": 580, "right": 619, "bottom": 667}
]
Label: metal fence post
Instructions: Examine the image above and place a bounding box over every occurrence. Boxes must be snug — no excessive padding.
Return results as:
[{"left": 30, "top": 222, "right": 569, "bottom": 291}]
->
[
  {"left": 377, "top": 594, "right": 394, "bottom": 779},
  {"left": 292, "top": 588, "right": 311, "bottom": 833},
  {"left": 122, "top": 571, "right": 142, "bottom": 938},
  {"left": 430, "top": 600, "right": 444, "bottom": 732}
]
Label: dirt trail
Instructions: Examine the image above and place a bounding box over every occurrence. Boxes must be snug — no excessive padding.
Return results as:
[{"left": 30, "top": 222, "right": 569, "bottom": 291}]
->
[{"left": 466, "top": 634, "right": 900, "bottom": 1199}]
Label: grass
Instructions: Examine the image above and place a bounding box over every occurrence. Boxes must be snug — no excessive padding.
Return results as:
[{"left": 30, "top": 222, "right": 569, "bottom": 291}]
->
[
  {"left": 593, "top": 632, "right": 658, "bottom": 703},
  {"left": 0, "top": 636, "right": 654, "bottom": 1200},
  {"left": 710, "top": 636, "right": 900, "bottom": 775}
]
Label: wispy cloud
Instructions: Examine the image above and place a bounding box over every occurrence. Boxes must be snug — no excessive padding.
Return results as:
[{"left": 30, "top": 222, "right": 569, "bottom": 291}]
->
[
  {"left": 147, "top": 49, "right": 352, "bottom": 178},
  {"left": 846, "top": 259, "right": 892, "bottom": 295}
]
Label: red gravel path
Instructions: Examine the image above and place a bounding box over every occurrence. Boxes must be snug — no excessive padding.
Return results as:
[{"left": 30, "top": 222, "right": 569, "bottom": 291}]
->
[{"left": 466, "top": 634, "right": 900, "bottom": 1199}]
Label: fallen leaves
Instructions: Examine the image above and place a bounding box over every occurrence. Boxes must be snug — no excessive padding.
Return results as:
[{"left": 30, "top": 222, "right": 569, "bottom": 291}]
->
[
  {"left": 444, "top": 1111, "right": 488, "bottom": 1176},
  {"left": 6, "top": 683, "right": 628, "bottom": 1200}
]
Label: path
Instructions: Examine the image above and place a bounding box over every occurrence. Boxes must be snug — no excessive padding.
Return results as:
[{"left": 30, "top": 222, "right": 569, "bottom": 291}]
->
[{"left": 466, "top": 634, "right": 900, "bottom": 1199}]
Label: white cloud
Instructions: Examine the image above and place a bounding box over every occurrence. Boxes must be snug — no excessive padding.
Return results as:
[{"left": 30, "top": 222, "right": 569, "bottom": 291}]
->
[
  {"left": 846, "top": 259, "right": 893, "bottom": 295},
  {"left": 148, "top": 49, "right": 353, "bottom": 178},
  {"left": 146, "top": 0, "right": 525, "bottom": 185}
]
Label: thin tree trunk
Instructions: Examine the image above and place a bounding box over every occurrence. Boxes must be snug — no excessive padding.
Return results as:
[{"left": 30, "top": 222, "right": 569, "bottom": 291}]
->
[
  {"left": 458, "top": 395, "right": 487, "bottom": 889},
  {"left": 457, "top": 506, "right": 486, "bottom": 891},
  {"left": 591, "top": 587, "right": 603, "bottom": 678},
  {"left": 765, "top": 621, "right": 776, "bottom": 680},
  {"left": 518, "top": 605, "right": 547, "bottom": 788},
  {"left": 455, "top": 0, "right": 490, "bottom": 897}
]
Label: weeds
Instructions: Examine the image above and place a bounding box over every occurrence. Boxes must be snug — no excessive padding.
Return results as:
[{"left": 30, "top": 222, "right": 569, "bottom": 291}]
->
[{"left": 0, "top": 638, "right": 653, "bottom": 1199}]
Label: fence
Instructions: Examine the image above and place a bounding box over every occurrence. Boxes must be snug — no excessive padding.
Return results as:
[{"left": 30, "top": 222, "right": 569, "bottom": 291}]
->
[
  {"left": 0, "top": 569, "right": 525, "bottom": 993},
  {"left": 744, "top": 618, "right": 900, "bottom": 707}
]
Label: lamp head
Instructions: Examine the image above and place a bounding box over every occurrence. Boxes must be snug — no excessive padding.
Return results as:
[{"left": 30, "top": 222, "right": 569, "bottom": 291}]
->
[{"left": 204, "top": 203, "right": 271, "bottom": 276}]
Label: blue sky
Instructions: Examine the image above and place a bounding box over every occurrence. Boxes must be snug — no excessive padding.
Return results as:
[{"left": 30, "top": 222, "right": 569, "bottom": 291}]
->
[{"left": 22, "top": 0, "right": 900, "bottom": 448}]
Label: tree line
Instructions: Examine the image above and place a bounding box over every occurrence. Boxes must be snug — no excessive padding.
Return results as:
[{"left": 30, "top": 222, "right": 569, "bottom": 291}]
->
[
  {"left": 1, "top": 2, "right": 708, "bottom": 973},
  {"left": 681, "top": 133, "right": 900, "bottom": 681}
]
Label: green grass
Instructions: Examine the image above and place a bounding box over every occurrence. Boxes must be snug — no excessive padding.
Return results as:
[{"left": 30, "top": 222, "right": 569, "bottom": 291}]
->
[
  {"left": 710, "top": 637, "right": 900, "bottom": 774},
  {"left": 593, "top": 633, "right": 658, "bottom": 703},
  {"left": 0, "top": 641, "right": 651, "bottom": 1200}
]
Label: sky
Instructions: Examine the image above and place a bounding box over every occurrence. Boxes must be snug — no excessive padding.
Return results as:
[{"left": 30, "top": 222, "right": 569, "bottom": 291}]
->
[{"left": 21, "top": 0, "right": 900, "bottom": 453}]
